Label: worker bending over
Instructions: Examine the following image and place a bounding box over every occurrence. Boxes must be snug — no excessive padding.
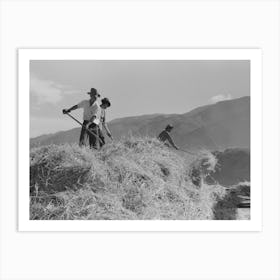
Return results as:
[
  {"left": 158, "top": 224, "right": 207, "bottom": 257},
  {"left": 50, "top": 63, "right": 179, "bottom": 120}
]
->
[{"left": 157, "top": 124, "right": 179, "bottom": 150}]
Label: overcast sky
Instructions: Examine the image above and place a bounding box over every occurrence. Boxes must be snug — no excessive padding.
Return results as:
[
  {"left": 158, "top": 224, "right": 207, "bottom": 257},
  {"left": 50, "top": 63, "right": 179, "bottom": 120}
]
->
[{"left": 30, "top": 60, "right": 250, "bottom": 137}]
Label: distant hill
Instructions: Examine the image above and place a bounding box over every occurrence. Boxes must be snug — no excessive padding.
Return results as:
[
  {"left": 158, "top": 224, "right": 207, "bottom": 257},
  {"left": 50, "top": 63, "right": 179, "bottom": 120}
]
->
[
  {"left": 209, "top": 148, "right": 250, "bottom": 186},
  {"left": 30, "top": 96, "right": 250, "bottom": 151}
]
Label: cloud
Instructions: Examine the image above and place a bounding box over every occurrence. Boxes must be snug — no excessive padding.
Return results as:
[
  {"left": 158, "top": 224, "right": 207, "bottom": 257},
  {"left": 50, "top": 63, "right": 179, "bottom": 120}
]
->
[
  {"left": 210, "top": 93, "right": 232, "bottom": 104},
  {"left": 30, "top": 74, "right": 79, "bottom": 104}
]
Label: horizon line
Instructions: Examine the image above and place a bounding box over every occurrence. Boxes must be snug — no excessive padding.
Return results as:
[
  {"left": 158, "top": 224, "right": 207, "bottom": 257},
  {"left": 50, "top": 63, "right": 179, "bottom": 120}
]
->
[{"left": 30, "top": 95, "right": 250, "bottom": 139}]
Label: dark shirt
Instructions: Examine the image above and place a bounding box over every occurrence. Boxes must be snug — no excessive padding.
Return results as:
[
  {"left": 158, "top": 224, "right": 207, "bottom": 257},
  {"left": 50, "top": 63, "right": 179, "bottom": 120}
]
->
[{"left": 158, "top": 130, "right": 177, "bottom": 149}]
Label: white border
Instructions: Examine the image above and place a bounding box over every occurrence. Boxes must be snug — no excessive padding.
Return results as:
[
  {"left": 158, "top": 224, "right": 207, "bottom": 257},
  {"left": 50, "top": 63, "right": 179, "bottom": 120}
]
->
[{"left": 18, "top": 49, "right": 262, "bottom": 231}]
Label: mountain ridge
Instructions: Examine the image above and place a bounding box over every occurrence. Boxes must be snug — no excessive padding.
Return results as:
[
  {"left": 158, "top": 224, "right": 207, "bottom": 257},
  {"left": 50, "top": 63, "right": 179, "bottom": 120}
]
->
[{"left": 30, "top": 96, "right": 250, "bottom": 150}]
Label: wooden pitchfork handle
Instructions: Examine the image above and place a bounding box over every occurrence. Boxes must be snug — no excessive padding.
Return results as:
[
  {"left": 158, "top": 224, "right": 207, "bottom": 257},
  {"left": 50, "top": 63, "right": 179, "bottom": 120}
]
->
[{"left": 63, "top": 111, "right": 105, "bottom": 145}]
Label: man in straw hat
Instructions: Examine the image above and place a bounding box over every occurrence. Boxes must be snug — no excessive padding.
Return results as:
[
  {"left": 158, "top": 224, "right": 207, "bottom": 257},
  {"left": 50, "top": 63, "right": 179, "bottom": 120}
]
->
[
  {"left": 63, "top": 88, "right": 101, "bottom": 146},
  {"left": 157, "top": 124, "right": 179, "bottom": 150}
]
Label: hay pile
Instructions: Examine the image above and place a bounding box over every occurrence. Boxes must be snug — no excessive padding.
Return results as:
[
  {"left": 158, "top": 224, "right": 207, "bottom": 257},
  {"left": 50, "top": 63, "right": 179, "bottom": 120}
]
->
[{"left": 30, "top": 137, "right": 226, "bottom": 220}]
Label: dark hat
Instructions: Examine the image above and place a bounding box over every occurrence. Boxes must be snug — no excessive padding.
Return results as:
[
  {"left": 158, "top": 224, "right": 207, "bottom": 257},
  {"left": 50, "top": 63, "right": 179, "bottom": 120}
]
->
[
  {"left": 87, "top": 88, "right": 100, "bottom": 97},
  {"left": 165, "top": 124, "right": 173, "bottom": 130},
  {"left": 101, "top": 97, "right": 111, "bottom": 107}
]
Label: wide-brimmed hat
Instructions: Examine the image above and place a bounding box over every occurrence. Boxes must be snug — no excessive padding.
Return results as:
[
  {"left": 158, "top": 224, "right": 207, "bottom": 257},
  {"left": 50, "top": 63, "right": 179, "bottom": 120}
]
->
[
  {"left": 101, "top": 97, "right": 111, "bottom": 107},
  {"left": 87, "top": 88, "right": 100, "bottom": 97},
  {"left": 165, "top": 124, "right": 173, "bottom": 130}
]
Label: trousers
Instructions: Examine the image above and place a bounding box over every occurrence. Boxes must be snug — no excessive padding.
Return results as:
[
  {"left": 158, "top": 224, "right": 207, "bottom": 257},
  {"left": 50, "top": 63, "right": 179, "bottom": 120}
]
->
[
  {"left": 79, "top": 120, "right": 90, "bottom": 146},
  {"left": 88, "top": 123, "right": 105, "bottom": 149}
]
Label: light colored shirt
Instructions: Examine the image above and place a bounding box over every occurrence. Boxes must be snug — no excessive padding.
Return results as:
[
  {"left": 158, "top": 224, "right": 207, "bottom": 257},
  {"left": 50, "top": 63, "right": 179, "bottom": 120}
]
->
[
  {"left": 77, "top": 100, "right": 100, "bottom": 121},
  {"left": 99, "top": 108, "right": 106, "bottom": 130}
]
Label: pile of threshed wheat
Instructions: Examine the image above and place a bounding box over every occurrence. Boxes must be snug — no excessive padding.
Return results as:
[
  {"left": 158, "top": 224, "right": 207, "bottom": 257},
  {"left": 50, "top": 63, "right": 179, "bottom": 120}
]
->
[{"left": 30, "top": 137, "right": 226, "bottom": 220}]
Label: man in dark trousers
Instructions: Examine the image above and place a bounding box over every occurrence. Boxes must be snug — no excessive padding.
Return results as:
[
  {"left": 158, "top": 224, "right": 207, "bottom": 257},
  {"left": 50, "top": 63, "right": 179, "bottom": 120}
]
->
[
  {"left": 157, "top": 124, "right": 179, "bottom": 150},
  {"left": 63, "top": 88, "right": 100, "bottom": 147}
]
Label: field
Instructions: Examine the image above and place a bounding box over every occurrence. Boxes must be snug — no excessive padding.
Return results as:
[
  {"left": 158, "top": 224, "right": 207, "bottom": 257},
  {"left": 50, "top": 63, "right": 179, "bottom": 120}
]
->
[{"left": 30, "top": 137, "right": 249, "bottom": 220}]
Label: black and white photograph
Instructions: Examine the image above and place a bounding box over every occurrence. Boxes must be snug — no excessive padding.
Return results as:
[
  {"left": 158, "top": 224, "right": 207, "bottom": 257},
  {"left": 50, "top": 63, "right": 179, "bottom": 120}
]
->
[
  {"left": 18, "top": 48, "right": 262, "bottom": 231},
  {"left": 24, "top": 50, "right": 257, "bottom": 225},
  {"left": 2, "top": 1, "right": 280, "bottom": 279}
]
